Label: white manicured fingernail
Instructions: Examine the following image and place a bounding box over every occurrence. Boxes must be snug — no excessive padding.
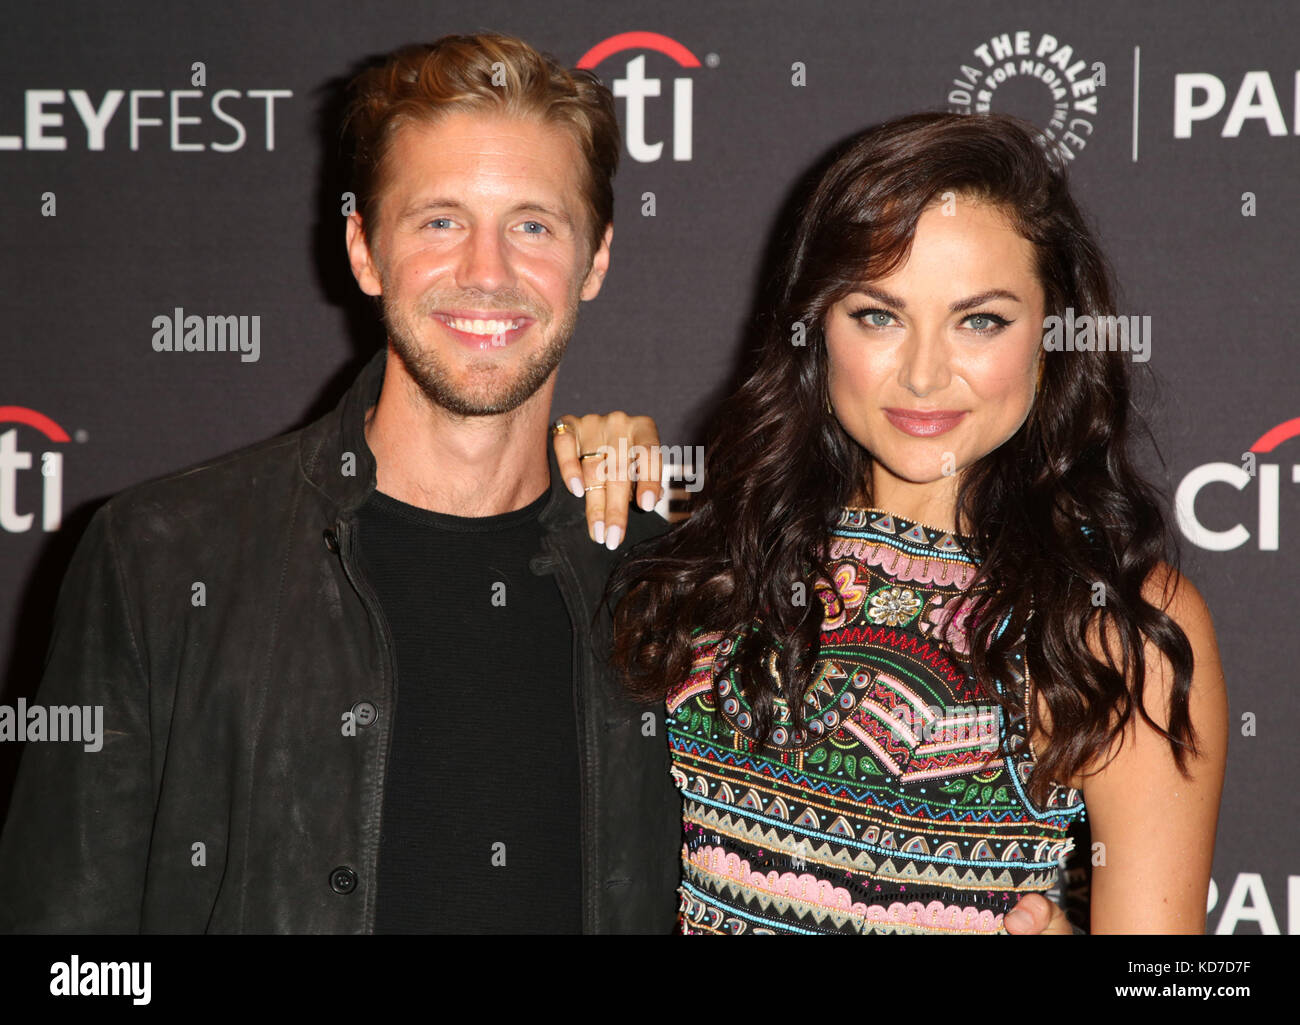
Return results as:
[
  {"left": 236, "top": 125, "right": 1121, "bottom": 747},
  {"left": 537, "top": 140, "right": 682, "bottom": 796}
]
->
[
  {"left": 638, "top": 490, "right": 655, "bottom": 511},
  {"left": 569, "top": 477, "right": 584, "bottom": 498},
  {"left": 606, "top": 525, "right": 622, "bottom": 550},
  {"left": 593, "top": 520, "right": 605, "bottom": 544}
]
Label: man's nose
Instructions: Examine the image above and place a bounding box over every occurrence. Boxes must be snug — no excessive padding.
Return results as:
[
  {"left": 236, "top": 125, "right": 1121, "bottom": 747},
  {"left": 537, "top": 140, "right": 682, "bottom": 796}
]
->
[{"left": 456, "top": 226, "right": 514, "bottom": 293}]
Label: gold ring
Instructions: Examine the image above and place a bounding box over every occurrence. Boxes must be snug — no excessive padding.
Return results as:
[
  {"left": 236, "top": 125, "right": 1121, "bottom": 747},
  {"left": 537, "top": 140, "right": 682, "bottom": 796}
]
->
[
  {"left": 579, "top": 451, "right": 602, "bottom": 460},
  {"left": 551, "top": 420, "right": 570, "bottom": 435},
  {"left": 584, "top": 483, "right": 606, "bottom": 493}
]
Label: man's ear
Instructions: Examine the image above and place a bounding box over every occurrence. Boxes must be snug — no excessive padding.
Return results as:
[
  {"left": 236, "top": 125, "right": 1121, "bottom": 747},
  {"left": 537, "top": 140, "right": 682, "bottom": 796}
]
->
[
  {"left": 346, "top": 212, "right": 383, "bottom": 297},
  {"left": 579, "top": 223, "right": 613, "bottom": 301}
]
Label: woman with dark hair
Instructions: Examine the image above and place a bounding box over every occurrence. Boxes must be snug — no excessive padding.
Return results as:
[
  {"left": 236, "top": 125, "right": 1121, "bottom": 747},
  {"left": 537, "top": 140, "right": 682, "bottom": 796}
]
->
[{"left": 610, "top": 111, "right": 1228, "bottom": 935}]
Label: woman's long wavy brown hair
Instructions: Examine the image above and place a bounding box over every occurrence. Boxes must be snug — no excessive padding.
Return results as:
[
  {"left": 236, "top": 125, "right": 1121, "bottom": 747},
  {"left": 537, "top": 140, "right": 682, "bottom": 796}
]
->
[{"left": 609, "top": 111, "right": 1199, "bottom": 807}]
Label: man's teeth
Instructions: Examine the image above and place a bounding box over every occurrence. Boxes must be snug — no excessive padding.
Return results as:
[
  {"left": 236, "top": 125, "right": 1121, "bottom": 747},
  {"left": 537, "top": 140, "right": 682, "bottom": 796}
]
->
[{"left": 442, "top": 316, "right": 523, "bottom": 335}]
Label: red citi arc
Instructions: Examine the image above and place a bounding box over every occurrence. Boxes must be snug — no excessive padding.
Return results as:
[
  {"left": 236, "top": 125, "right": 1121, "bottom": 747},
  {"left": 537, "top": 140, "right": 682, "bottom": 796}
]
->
[{"left": 883, "top": 408, "right": 968, "bottom": 437}]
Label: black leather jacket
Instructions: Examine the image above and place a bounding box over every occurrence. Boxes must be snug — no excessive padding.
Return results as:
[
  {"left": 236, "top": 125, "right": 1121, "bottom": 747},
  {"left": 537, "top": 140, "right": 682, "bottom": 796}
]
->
[{"left": 0, "top": 348, "right": 681, "bottom": 933}]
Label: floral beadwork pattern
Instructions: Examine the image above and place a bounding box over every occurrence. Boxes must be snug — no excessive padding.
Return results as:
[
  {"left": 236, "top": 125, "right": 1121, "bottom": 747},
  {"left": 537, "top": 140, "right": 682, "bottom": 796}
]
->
[{"left": 867, "top": 584, "right": 923, "bottom": 626}]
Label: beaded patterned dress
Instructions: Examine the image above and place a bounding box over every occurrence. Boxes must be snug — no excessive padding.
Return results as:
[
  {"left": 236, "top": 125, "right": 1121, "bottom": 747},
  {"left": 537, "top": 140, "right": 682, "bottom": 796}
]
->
[{"left": 667, "top": 507, "right": 1087, "bottom": 934}]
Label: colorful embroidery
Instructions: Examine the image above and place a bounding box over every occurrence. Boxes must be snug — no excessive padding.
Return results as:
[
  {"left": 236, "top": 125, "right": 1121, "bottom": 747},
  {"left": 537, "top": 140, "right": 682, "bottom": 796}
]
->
[{"left": 667, "top": 508, "right": 1086, "bottom": 935}]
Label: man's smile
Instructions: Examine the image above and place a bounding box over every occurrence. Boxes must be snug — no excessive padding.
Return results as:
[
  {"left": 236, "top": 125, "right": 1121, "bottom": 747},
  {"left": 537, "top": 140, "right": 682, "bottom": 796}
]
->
[{"left": 432, "top": 311, "right": 534, "bottom": 349}]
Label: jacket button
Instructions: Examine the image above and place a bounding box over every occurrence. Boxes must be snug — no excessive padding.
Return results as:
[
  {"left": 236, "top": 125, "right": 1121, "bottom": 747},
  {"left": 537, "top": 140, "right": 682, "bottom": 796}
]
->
[
  {"left": 329, "top": 866, "right": 357, "bottom": 894},
  {"left": 323, "top": 528, "right": 340, "bottom": 553},
  {"left": 352, "top": 701, "right": 378, "bottom": 728}
]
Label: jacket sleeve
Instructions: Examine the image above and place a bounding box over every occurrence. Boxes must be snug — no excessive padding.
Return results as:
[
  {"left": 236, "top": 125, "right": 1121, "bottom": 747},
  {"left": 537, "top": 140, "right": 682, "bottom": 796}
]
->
[{"left": 0, "top": 501, "right": 154, "bottom": 933}]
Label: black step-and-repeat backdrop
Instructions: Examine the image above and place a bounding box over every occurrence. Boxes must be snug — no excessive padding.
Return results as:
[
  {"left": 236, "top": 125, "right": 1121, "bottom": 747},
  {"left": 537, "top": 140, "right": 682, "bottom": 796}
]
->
[{"left": 2, "top": 1, "right": 1296, "bottom": 933}]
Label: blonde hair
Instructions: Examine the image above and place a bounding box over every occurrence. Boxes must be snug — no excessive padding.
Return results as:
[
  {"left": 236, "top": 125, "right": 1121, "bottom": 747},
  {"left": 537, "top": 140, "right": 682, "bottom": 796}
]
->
[{"left": 341, "top": 32, "right": 619, "bottom": 255}]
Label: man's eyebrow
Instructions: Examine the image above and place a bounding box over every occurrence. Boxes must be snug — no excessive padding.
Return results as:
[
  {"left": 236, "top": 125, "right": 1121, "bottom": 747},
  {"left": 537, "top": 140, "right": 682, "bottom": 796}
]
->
[
  {"left": 397, "top": 197, "right": 462, "bottom": 220},
  {"left": 397, "top": 198, "right": 572, "bottom": 226},
  {"left": 851, "top": 285, "right": 1023, "bottom": 312},
  {"left": 515, "top": 202, "right": 572, "bottom": 226}
]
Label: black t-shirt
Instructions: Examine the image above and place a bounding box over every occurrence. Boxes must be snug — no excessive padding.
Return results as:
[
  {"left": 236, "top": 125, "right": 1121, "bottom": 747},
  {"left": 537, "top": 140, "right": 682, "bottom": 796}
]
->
[{"left": 356, "top": 485, "right": 579, "bottom": 933}]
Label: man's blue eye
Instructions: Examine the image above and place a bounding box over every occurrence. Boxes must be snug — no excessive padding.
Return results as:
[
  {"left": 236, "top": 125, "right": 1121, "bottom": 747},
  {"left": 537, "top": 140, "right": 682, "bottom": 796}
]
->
[
  {"left": 427, "top": 217, "right": 452, "bottom": 229},
  {"left": 521, "top": 221, "right": 547, "bottom": 234}
]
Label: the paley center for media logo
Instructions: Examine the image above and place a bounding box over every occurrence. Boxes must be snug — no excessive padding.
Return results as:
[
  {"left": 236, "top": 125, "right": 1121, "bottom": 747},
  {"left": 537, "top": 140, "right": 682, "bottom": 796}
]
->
[{"left": 946, "top": 30, "right": 1101, "bottom": 161}]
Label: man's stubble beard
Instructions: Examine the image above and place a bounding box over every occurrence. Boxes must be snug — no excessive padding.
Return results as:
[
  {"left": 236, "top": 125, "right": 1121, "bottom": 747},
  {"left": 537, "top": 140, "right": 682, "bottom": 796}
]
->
[{"left": 381, "top": 279, "right": 581, "bottom": 418}]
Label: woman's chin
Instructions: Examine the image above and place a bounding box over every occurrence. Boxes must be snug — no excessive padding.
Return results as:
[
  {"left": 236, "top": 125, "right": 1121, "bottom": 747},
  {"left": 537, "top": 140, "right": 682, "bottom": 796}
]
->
[{"left": 868, "top": 452, "right": 964, "bottom": 487}]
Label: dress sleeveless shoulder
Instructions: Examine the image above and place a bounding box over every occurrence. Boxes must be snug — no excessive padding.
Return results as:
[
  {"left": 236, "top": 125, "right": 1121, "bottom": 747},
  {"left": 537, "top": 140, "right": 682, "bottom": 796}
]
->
[{"left": 666, "top": 507, "right": 1087, "bottom": 934}]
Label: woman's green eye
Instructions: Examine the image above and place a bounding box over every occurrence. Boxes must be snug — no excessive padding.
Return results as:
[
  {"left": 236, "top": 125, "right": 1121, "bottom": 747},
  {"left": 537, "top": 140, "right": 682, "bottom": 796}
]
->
[{"left": 965, "top": 312, "right": 1010, "bottom": 333}]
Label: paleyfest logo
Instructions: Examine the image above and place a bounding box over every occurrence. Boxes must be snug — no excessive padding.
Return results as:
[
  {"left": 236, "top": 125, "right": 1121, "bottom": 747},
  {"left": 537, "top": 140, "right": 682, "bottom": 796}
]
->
[
  {"left": 946, "top": 30, "right": 1101, "bottom": 162},
  {"left": 1177, "top": 417, "right": 1300, "bottom": 551},
  {"left": 577, "top": 31, "right": 711, "bottom": 163}
]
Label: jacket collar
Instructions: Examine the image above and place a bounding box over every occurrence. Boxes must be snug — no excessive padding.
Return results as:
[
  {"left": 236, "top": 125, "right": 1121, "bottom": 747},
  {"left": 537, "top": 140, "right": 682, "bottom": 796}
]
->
[{"left": 299, "top": 346, "right": 584, "bottom": 531}]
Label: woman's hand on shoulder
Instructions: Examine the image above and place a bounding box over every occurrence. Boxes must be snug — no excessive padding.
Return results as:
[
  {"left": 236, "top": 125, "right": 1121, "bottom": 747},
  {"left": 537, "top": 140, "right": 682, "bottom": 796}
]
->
[{"left": 551, "top": 412, "right": 664, "bottom": 549}]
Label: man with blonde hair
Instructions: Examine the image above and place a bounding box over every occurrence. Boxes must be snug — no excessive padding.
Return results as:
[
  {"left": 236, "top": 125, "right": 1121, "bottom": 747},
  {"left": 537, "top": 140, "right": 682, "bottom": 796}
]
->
[{"left": 0, "top": 33, "right": 675, "bottom": 934}]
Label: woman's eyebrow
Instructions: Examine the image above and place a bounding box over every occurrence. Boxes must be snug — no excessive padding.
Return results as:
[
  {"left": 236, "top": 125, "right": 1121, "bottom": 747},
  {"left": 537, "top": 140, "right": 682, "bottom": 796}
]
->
[
  {"left": 849, "top": 285, "right": 1023, "bottom": 312},
  {"left": 950, "top": 288, "right": 1022, "bottom": 312}
]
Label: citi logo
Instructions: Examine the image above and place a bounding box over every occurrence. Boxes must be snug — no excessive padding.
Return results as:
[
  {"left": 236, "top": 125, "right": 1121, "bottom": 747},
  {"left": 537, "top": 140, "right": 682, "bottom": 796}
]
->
[
  {"left": 1176, "top": 418, "right": 1300, "bottom": 551},
  {"left": 0, "top": 407, "right": 69, "bottom": 533},
  {"left": 577, "top": 31, "right": 708, "bottom": 163}
]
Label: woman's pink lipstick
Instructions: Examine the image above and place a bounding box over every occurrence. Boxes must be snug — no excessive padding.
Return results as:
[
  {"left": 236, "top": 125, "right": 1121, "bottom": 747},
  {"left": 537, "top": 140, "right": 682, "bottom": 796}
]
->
[{"left": 883, "top": 408, "right": 967, "bottom": 437}]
